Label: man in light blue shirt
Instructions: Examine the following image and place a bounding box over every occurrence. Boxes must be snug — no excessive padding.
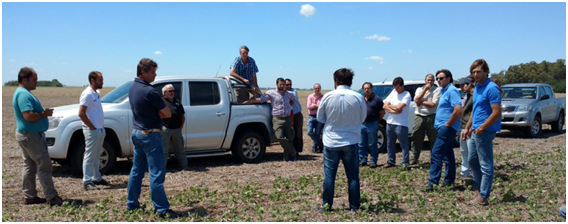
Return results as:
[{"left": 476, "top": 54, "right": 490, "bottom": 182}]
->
[
  {"left": 317, "top": 68, "right": 366, "bottom": 211},
  {"left": 286, "top": 78, "right": 304, "bottom": 156},
  {"left": 424, "top": 69, "right": 462, "bottom": 192}
]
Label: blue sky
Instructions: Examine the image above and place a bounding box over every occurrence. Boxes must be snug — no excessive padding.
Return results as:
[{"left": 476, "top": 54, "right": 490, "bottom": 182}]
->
[{"left": 2, "top": 2, "right": 566, "bottom": 89}]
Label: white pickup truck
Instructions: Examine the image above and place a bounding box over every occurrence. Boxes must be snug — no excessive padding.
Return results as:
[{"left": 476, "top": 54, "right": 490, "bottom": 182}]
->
[
  {"left": 45, "top": 76, "right": 276, "bottom": 174},
  {"left": 500, "top": 83, "right": 565, "bottom": 137}
]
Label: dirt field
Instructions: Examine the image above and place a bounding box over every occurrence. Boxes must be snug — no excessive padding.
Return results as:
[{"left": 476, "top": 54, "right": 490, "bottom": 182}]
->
[{"left": 2, "top": 86, "right": 566, "bottom": 221}]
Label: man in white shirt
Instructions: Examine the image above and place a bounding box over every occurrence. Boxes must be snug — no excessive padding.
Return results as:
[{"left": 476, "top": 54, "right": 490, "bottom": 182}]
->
[
  {"left": 383, "top": 77, "right": 412, "bottom": 168},
  {"left": 78, "top": 71, "right": 109, "bottom": 190},
  {"left": 317, "top": 68, "right": 366, "bottom": 211},
  {"left": 411, "top": 74, "right": 441, "bottom": 165}
]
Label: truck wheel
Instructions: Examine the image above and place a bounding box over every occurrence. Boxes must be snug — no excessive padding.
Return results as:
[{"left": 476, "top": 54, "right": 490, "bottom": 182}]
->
[
  {"left": 525, "top": 116, "right": 542, "bottom": 138},
  {"left": 551, "top": 112, "right": 565, "bottom": 133},
  {"left": 232, "top": 131, "right": 265, "bottom": 163},
  {"left": 70, "top": 139, "right": 117, "bottom": 175},
  {"left": 377, "top": 125, "right": 387, "bottom": 153}
]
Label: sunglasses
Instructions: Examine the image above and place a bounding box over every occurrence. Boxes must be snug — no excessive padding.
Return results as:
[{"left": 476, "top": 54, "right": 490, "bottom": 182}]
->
[
  {"left": 286, "top": 84, "right": 291, "bottom": 86},
  {"left": 436, "top": 77, "right": 445, "bottom": 81},
  {"left": 166, "top": 90, "right": 174, "bottom": 93}
]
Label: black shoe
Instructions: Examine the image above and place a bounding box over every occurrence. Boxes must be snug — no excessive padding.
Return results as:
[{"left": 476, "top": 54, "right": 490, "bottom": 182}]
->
[
  {"left": 93, "top": 179, "right": 110, "bottom": 186},
  {"left": 47, "top": 195, "right": 64, "bottom": 206},
  {"left": 423, "top": 184, "right": 434, "bottom": 192},
  {"left": 285, "top": 156, "right": 296, "bottom": 162},
  {"left": 369, "top": 163, "right": 378, "bottom": 168},
  {"left": 84, "top": 183, "right": 99, "bottom": 191},
  {"left": 157, "top": 209, "right": 179, "bottom": 219},
  {"left": 359, "top": 161, "right": 368, "bottom": 167},
  {"left": 384, "top": 163, "right": 395, "bottom": 168},
  {"left": 24, "top": 197, "right": 47, "bottom": 205}
]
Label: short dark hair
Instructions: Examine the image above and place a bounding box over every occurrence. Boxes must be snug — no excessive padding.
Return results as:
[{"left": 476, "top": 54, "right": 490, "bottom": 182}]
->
[
  {"left": 393, "top": 77, "right": 404, "bottom": 87},
  {"left": 333, "top": 68, "right": 354, "bottom": 87},
  {"left": 436, "top": 69, "right": 453, "bottom": 83},
  {"left": 88, "top": 71, "right": 102, "bottom": 85},
  {"left": 137, "top": 58, "right": 158, "bottom": 77},
  {"left": 240, "top": 45, "right": 250, "bottom": 52},
  {"left": 18, "top": 67, "right": 35, "bottom": 83},
  {"left": 470, "top": 59, "right": 490, "bottom": 75},
  {"left": 285, "top": 78, "right": 292, "bottom": 83},
  {"left": 362, "top": 82, "right": 373, "bottom": 89},
  {"left": 276, "top": 77, "right": 285, "bottom": 84}
]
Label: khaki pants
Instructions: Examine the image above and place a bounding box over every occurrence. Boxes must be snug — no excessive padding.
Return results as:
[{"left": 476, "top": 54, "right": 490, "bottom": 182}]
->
[
  {"left": 272, "top": 116, "right": 296, "bottom": 158},
  {"left": 162, "top": 127, "right": 187, "bottom": 169},
  {"left": 235, "top": 88, "right": 261, "bottom": 104},
  {"left": 410, "top": 114, "right": 437, "bottom": 163},
  {"left": 16, "top": 131, "right": 58, "bottom": 200}
]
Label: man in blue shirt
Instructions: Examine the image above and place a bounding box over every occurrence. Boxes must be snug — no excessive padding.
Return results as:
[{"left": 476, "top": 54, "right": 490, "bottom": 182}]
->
[
  {"left": 230, "top": 45, "right": 261, "bottom": 103},
  {"left": 424, "top": 69, "right": 462, "bottom": 192},
  {"left": 358, "top": 82, "right": 385, "bottom": 168},
  {"left": 286, "top": 78, "right": 304, "bottom": 156},
  {"left": 463, "top": 59, "right": 502, "bottom": 206},
  {"left": 126, "top": 58, "right": 179, "bottom": 218},
  {"left": 317, "top": 68, "right": 366, "bottom": 211},
  {"left": 13, "top": 67, "right": 64, "bottom": 206}
]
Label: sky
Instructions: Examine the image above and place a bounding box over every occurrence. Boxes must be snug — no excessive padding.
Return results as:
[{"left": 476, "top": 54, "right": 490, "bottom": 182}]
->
[{"left": 2, "top": 2, "right": 566, "bottom": 90}]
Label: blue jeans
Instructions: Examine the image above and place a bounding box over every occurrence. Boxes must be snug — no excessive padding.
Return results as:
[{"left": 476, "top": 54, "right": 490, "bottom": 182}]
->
[
  {"left": 127, "top": 130, "right": 170, "bottom": 213},
  {"left": 428, "top": 126, "right": 457, "bottom": 186},
  {"left": 322, "top": 144, "right": 360, "bottom": 211},
  {"left": 387, "top": 124, "right": 410, "bottom": 166},
  {"left": 82, "top": 127, "right": 106, "bottom": 185},
  {"left": 560, "top": 206, "right": 566, "bottom": 219},
  {"left": 307, "top": 115, "right": 323, "bottom": 151},
  {"left": 468, "top": 131, "right": 495, "bottom": 199},
  {"left": 458, "top": 129, "right": 471, "bottom": 177},
  {"left": 358, "top": 121, "right": 379, "bottom": 164}
]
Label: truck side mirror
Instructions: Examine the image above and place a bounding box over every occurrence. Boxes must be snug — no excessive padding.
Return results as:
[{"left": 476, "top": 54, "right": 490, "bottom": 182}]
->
[{"left": 540, "top": 94, "right": 550, "bottom": 100}]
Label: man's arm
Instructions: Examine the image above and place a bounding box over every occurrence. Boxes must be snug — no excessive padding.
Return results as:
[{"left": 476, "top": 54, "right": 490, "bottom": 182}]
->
[
  {"left": 230, "top": 68, "right": 250, "bottom": 85},
  {"left": 379, "top": 110, "right": 385, "bottom": 121},
  {"left": 252, "top": 74, "right": 259, "bottom": 92},
  {"left": 388, "top": 103, "right": 406, "bottom": 114},
  {"left": 383, "top": 101, "right": 396, "bottom": 114},
  {"left": 158, "top": 106, "right": 171, "bottom": 119},
  {"left": 22, "top": 109, "right": 53, "bottom": 123},
  {"left": 473, "top": 104, "right": 501, "bottom": 134},
  {"left": 414, "top": 87, "right": 426, "bottom": 106},
  {"left": 181, "top": 115, "right": 186, "bottom": 129},
  {"left": 243, "top": 98, "right": 261, "bottom": 104},
  {"left": 445, "top": 105, "right": 462, "bottom": 127},
  {"left": 78, "top": 105, "right": 96, "bottom": 130}
]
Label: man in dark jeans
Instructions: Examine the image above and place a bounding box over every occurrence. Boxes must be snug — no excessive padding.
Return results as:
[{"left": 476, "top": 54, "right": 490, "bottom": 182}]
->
[
  {"left": 126, "top": 58, "right": 179, "bottom": 218},
  {"left": 317, "top": 68, "right": 366, "bottom": 211},
  {"left": 358, "top": 82, "right": 384, "bottom": 168},
  {"left": 286, "top": 78, "right": 304, "bottom": 156}
]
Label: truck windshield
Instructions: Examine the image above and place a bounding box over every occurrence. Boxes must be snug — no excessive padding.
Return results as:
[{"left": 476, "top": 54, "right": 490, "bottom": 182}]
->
[
  {"left": 356, "top": 85, "right": 394, "bottom": 99},
  {"left": 502, "top": 87, "right": 536, "bottom": 99},
  {"left": 101, "top": 81, "right": 134, "bottom": 103}
]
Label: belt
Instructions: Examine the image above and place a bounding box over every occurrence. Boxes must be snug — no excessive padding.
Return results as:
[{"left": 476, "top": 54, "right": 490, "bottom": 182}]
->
[
  {"left": 136, "top": 129, "right": 161, "bottom": 134},
  {"left": 274, "top": 115, "right": 290, "bottom": 118},
  {"left": 363, "top": 120, "right": 378, "bottom": 124}
]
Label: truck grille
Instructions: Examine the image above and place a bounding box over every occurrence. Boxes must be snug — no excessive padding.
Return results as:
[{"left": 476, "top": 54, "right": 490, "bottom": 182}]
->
[{"left": 502, "top": 106, "right": 516, "bottom": 113}]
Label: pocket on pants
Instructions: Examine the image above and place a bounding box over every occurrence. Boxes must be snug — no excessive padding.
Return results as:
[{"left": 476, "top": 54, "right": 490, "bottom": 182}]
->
[{"left": 15, "top": 132, "right": 29, "bottom": 142}]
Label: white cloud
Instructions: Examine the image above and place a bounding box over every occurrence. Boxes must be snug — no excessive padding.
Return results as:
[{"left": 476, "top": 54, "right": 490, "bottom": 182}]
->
[
  {"left": 119, "top": 67, "right": 133, "bottom": 73},
  {"left": 10, "top": 59, "right": 15, "bottom": 62},
  {"left": 367, "top": 66, "right": 373, "bottom": 70},
  {"left": 364, "top": 34, "right": 391, "bottom": 41},
  {"left": 300, "top": 4, "right": 316, "bottom": 17},
  {"left": 366, "top": 56, "right": 383, "bottom": 61},
  {"left": 154, "top": 51, "right": 163, "bottom": 55},
  {"left": 402, "top": 50, "right": 413, "bottom": 54}
]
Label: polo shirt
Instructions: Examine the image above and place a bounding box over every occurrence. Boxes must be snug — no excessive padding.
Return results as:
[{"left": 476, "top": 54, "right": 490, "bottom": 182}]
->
[
  {"left": 13, "top": 87, "right": 49, "bottom": 132},
  {"left": 384, "top": 89, "right": 411, "bottom": 127},
  {"left": 79, "top": 87, "right": 104, "bottom": 129},
  {"left": 129, "top": 78, "right": 166, "bottom": 130},
  {"left": 434, "top": 84, "right": 462, "bottom": 131},
  {"left": 162, "top": 97, "right": 185, "bottom": 129},
  {"left": 364, "top": 94, "right": 384, "bottom": 123},
  {"left": 317, "top": 85, "right": 366, "bottom": 148},
  {"left": 472, "top": 79, "right": 502, "bottom": 132},
  {"left": 258, "top": 89, "right": 294, "bottom": 116},
  {"left": 289, "top": 88, "right": 302, "bottom": 115},
  {"left": 231, "top": 56, "right": 259, "bottom": 87}
]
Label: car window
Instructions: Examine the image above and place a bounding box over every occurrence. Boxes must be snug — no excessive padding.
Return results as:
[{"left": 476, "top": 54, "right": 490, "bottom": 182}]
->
[
  {"left": 101, "top": 81, "right": 133, "bottom": 103},
  {"left": 153, "top": 82, "right": 183, "bottom": 102},
  {"left": 539, "top": 86, "right": 546, "bottom": 99},
  {"left": 544, "top": 86, "right": 554, "bottom": 98},
  {"left": 189, "top": 82, "right": 221, "bottom": 106}
]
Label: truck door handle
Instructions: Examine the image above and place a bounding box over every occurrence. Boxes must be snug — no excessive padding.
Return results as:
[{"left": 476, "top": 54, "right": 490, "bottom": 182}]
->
[{"left": 216, "top": 112, "right": 226, "bottom": 116}]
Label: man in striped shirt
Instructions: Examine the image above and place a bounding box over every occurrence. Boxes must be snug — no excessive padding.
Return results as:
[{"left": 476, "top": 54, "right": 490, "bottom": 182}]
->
[{"left": 244, "top": 78, "right": 296, "bottom": 161}]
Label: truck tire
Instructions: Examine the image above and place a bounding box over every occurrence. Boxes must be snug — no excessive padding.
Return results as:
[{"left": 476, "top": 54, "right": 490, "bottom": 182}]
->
[
  {"left": 377, "top": 124, "right": 387, "bottom": 153},
  {"left": 231, "top": 131, "right": 266, "bottom": 163},
  {"left": 70, "top": 139, "right": 117, "bottom": 176},
  {"left": 525, "top": 115, "right": 542, "bottom": 138},
  {"left": 551, "top": 112, "right": 564, "bottom": 133}
]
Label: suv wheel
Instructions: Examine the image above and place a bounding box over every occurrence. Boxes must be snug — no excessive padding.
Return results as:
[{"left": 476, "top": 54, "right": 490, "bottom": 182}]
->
[
  {"left": 232, "top": 131, "right": 265, "bottom": 163},
  {"left": 70, "top": 139, "right": 117, "bottom": 175},
  {"left": 377, "top": 124, "right": 387, "bottom": 153},
  {"left": 551, "top": 112, "right": 564, "bottom": 133},
  {"left": 525, "top": 115, "right": 542, "bottom": 138}
]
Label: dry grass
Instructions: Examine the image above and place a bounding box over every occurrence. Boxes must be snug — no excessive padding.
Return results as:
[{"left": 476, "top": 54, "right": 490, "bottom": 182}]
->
[{"left": 2, "top": 87, "right": 566, "bottom": 221}]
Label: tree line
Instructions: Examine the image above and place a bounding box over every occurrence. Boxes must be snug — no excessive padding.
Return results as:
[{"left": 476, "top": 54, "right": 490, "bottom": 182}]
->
[
  {"left": 489, "top": 59, "right": 566, "bottom": 93},
  {"left": 4, "top": 79, "right": 64, "bottom": 87}
]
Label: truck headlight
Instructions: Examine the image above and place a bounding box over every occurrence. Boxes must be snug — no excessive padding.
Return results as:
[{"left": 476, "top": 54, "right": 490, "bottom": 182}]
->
[
  {"left": 517, "top": 105, "right": 532, "bottom": 112},
  {"left": 48, "top": 116, "right": 64, "bottom": 130}
]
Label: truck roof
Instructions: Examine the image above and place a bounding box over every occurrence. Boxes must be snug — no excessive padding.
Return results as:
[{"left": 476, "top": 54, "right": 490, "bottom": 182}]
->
[
  {"left": 372, "top": 80, "right": 425, "bottom": 86},
  {"left": 502, "top": 83, "right": 551, "bottom": 88}
]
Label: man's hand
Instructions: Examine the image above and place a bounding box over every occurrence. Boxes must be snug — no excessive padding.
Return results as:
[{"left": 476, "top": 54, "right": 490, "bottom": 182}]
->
[
  {"left": 243, "top": 79, "right": 250, "bottom": 85},
  {"left": 423, "top": 83, "right": 432, "bottom": 91},
  {"left": 461, "top": 128, "right": 472, "bottom": 140},
  {"left": 312, "top": 104, "right": 318, "bottom": 109},
  {"left": 44, "top": 108, "right": 54, "bottom": 117},
  {"left": 473, "top": 127, "right": 484, "bottom": 135}
]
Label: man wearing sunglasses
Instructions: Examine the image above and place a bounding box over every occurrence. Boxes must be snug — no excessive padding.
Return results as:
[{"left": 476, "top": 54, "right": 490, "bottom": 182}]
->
[
  {"left": 161, "top": 84, "right": 188, "bottom": 171},
  {"left": 285, "top": 78, "right": 303, "bottom": 156}
]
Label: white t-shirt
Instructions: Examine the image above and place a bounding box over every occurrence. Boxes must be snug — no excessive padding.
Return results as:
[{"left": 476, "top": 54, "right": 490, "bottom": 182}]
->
[
  {"left": 79, "top": 87, "right": 104, "bottom": 129},
  {"left": 384, "top": 89, "right": 411, "bottom": 127}
]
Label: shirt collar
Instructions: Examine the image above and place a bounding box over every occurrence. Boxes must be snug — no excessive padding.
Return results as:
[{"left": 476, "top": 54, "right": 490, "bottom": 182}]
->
[
  {"left": 135, "top": 77, "right": 150, "bottom": 85},
  {"left": 337, "top": 85, "right": 350, "bottom": 90}
]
